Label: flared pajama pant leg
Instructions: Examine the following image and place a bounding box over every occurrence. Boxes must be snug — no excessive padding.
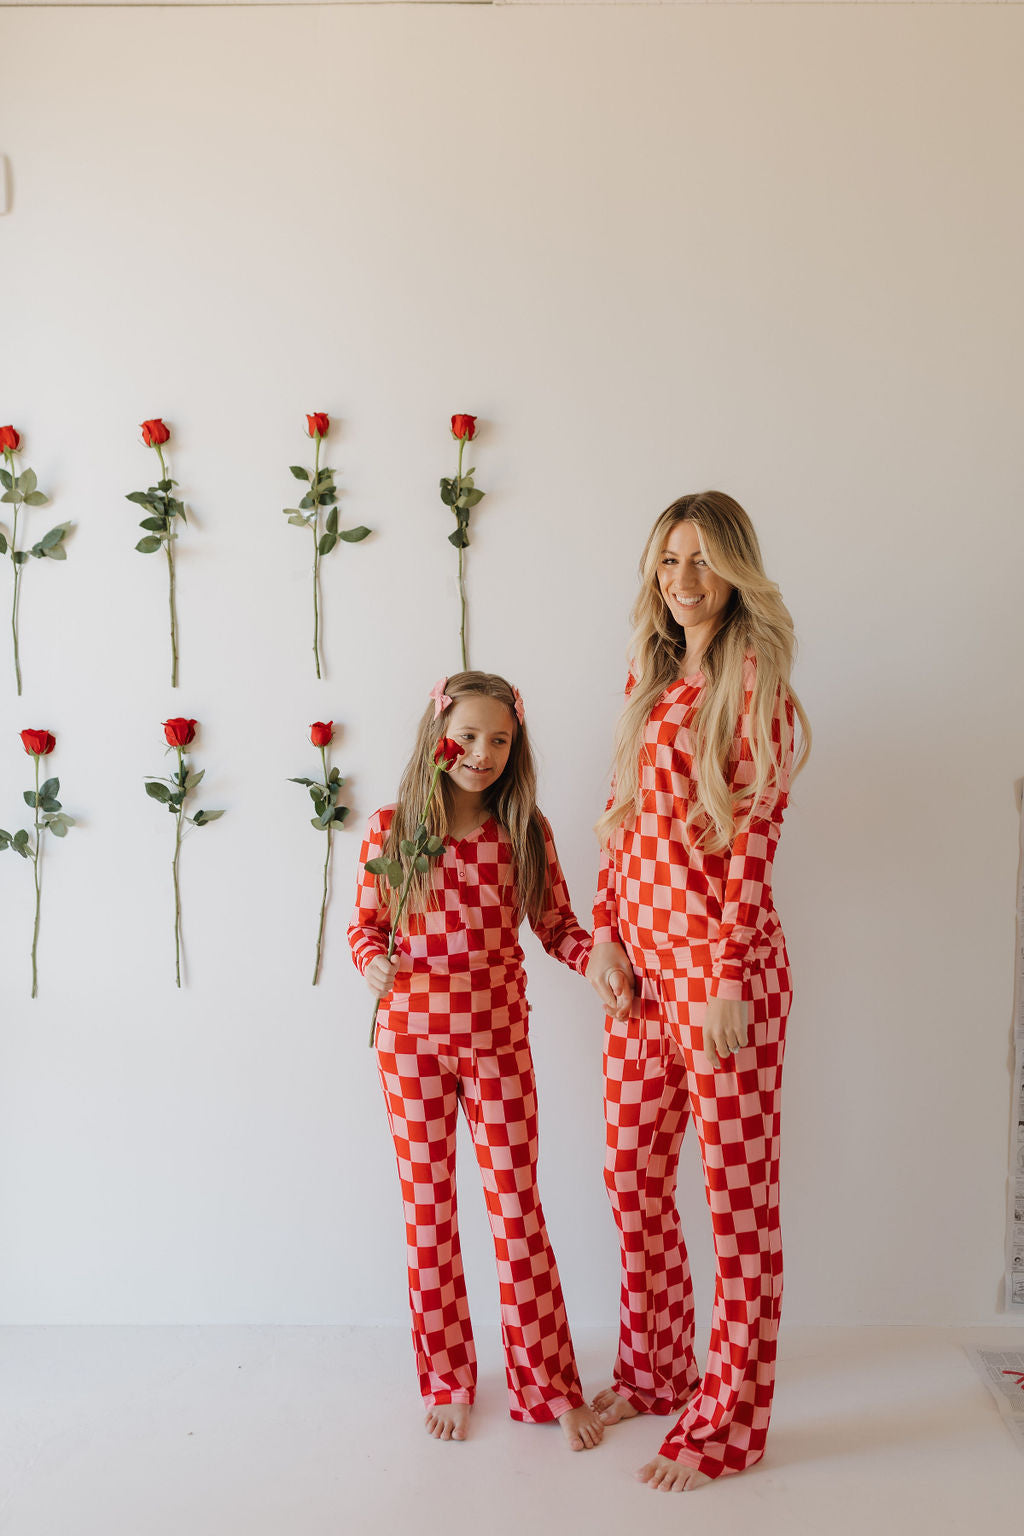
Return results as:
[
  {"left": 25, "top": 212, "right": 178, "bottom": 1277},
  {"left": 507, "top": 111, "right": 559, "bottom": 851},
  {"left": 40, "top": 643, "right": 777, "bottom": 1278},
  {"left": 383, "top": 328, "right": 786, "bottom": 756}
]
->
[
  {"left": 602, "top": 983, "right": 701, "bottom": 1415},
  {"left": 376, "top": 1029, "right": 476, "bottom": 1408},
  {"left": 658, "top": 958, "right": 791, "bottom": 1478},
  {"left": 460, "top": 1034, "right": 584, "bottom": 1423}
]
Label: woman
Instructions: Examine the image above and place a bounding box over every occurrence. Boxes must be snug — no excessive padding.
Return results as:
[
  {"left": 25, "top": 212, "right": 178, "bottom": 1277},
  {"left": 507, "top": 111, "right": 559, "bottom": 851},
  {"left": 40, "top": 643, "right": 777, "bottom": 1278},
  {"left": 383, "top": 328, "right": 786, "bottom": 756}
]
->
[{"left": 587, "top": 491, "right": 810, "bottom": 1491}]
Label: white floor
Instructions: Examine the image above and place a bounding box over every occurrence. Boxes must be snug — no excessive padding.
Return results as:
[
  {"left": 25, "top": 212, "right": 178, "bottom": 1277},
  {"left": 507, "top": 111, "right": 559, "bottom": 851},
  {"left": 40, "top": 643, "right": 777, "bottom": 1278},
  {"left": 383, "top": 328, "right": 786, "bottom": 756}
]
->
[{"left": 0, "top": 1325, "right": 1020, "bottom": 1536}]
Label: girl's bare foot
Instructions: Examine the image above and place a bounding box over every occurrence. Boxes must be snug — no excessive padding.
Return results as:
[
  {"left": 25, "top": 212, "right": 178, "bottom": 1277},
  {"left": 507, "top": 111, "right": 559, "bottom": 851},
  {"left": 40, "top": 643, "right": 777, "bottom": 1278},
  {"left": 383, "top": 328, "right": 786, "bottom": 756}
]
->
[
  {"left": 424, "top": 1402, "right": 470, "bottom": 1441},
  {"left": 591, "top": 1385, "right": 640, "bottom": 1424},
  {"left": 635, "top": 1454, "right": 711, "bottom": 1492},
  {"left": 558, "top": 1404, "right": 604, "bottom": 1451}
]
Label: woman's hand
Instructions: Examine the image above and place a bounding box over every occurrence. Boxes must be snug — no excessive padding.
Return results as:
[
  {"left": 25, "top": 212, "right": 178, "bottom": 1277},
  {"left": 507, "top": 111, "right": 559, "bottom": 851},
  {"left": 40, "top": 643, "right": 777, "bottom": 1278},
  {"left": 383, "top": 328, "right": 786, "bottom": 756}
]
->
[
  {"left": 587, "top": 942, "right": 634, "bottom": 1021},
  {"left": 702, "top": 996, "right": 749, "bottom": 1069},
  {"left": 365, "top": 954, "right": 399, "bottom": 1000}
]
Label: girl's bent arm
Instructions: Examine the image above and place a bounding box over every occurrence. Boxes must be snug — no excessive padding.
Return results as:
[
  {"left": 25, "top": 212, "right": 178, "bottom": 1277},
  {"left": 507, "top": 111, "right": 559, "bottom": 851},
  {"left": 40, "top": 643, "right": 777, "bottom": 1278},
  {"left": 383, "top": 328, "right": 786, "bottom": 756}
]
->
[{"left": 347, "top": 808, "right": 393, "bottom": 975}]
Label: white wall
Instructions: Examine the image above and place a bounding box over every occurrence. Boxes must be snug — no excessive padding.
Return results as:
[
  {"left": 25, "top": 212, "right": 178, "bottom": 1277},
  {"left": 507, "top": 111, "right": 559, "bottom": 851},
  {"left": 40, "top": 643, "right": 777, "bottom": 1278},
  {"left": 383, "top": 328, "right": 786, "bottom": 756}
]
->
[{"left": 0, "top": 4, "right": 1021, "bottom": 1329}]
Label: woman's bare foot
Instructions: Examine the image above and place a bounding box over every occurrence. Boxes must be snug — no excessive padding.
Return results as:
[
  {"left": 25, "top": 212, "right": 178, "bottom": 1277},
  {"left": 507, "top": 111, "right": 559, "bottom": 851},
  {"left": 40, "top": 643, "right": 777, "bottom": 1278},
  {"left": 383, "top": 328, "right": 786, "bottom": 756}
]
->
[
  {"left": 591, "top": 1385, "right": 640, "bottom": 1424},
  {"left": 424, "top": 1402, "right": 470, "bottom": 1441},
  {"left": 635, "top": 1454, "right": 711, "bottom": 1492},
  {"left": 558, "top": 1404, "right": 604, "bottom": 1451}
]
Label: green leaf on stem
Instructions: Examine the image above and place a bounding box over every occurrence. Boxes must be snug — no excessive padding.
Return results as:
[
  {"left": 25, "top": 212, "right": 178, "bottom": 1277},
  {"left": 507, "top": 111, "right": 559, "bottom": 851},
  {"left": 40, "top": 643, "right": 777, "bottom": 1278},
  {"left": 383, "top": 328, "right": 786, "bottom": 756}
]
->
[
  {"left": 126, "top": 491, "right": 158, "bottom": 508},
  {"left": 288, "top": 777, "right": 316, "bottom": 787},
  {"left": 0, "top": 533, "right": 6, "bottom": 554},
  {"left": 426, "top": 835, "right": 445, "bottom": 854},
  {"left": 40, "top": 778, "right": 58, "bottom": 799},
  {"left": 459, "top": 488, "right": 485, "bottom": 509},
  {"left": 40, "top": 525, "right": 66, "bottom": 550},
  {"left": 286, "top": 514, "right": 310, "bottom": 527},
  {"left": 23, "top": 791, "right": 37, "bottom": 808},
  {"left": 13, "top": 829, "right": 29, "bottom": 848},
  {"left": 193, "top": 809, "right": 225, "bottom": 824},
  {"left": 364, "top": 857, "right": 389, "bottom": 876},
  {"left": 329, "top": 767, "right": 341, "bottom": 784},
  {"left": 318, "top": 532, "right": 337, "bottom": 557},
  {"left": 448, "top": 528, "right": 469, "bottom": 549},
  {"left": 0, "top": 829, "right": 10, "bottom": 848},
  {"left": 47, "top": 819, "right": 68, "bottom": 838},
  {"left": 45, "top": 544, "right": 67, "bottom": 560},
  {"left": 24, "top": 491, "right": 49, "bottom": 507},
  {"left": 439, "top": 479, "right": 456, "bottom": 506},
  {"left": 399, "top": 838, "right": 417, "bottom": 857},
  {"left": 184, "top": 767, "right": 205, "bottom": 791},
  {"left": 289, "top": 466, "right": 310, "bottom": 481},
  {"left": 18, "top": 469, "right": 37, "bottom": 495},
  {"left": 13, "top": 551, "right": 29, "bottom": 564},
  {"left": 145, "top": 781, "right": 171, "bottom": 803},
  {"left": 386, "top": 860, "right": 404, "bottom": 888},
  {"left": 333, "top": 807, "right": 349, "bottom": 824},
  {"left": 326, "top": 508, "right": 338, "bottom": 535},
  {"left": 139, "top": 516, "right": 167, "bottom": 532},
  {"left": 158, "top": 478, "right": 176, "bottom": 492},
  {"left": 0, "top": 469, "right": 11, "bottom": 490},
  {"left": 338, "top": 526, "right": 370, "bottom": 543},
  {"left": 136, "top": 536, "right": 162, "bottom": 554},
  {"left": 2, "top": 490, "right": 22, "bottom": 505},
  {"left": 414, "top": 854, "right": 430, "bottom": 873},
  {"left": 39, "top": 799, "right": 61, "bottom": 814}
]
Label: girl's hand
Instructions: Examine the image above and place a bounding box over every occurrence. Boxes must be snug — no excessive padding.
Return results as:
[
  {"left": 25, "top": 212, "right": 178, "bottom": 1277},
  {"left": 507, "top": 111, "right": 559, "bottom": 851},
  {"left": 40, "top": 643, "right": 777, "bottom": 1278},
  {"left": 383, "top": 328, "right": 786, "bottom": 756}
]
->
[
  {"left": 365, "top": 954, "right": 399, "bottom": 999},
  {"left": 587, "top": 943, "right": 634, "bottom": 1021},
  {"left": 703, "top": 996, "right": 748, "bottom": 1069}
]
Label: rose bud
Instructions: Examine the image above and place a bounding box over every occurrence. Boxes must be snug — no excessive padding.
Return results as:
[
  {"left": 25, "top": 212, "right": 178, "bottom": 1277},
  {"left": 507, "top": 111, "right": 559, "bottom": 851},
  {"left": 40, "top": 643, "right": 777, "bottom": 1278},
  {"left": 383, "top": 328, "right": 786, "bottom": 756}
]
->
[
  {"left": 450, "top": 415, "right": 477, "bottom": 442},
  {"left": 163, "top": 717, "right": 198, "bottom": 748},
  {"left": 20, "top": 728, "right": 56, "bottom": 757},
  {"left": 306, "top": 413, "right": 330, "bottom": 439},
  {"left": 0, "top": 426, "right": 21, "bottom": 453},
  {"left": 310, "top": 721, "right": 334, "bottom": 748},
  {"left": 141, "top": 419, "right": 170, "bottom": 448},
  {"left": 433, "top": 737, "right": 465, "bottom": 770}
]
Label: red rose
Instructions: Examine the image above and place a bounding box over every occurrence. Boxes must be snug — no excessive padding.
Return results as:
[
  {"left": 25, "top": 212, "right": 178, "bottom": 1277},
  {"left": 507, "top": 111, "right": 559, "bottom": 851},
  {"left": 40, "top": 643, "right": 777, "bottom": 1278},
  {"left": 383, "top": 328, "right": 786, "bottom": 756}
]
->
[
  {"left": 0, "top": 426, "right": 21, "bottom": 453},
  {"left": 310, "top": 720, "right": 334, "bottom": 748},
  {"left": 141, "top": 419, "right": 170, "bottom": 447},
  {"left": 306, "top": 413, "right": 330, "bottom": 439},
  {"left": 433, "top": 737, "right": 465, "bottom": 770},
  {"left": 163, "top": 717, "right": 197, "bottom": 748},
  {"left": 20, "top": 728, "right": 56, "bottom": 757},
  {"left": 450, "top": 415, "right": 477, "bottom": 442}
]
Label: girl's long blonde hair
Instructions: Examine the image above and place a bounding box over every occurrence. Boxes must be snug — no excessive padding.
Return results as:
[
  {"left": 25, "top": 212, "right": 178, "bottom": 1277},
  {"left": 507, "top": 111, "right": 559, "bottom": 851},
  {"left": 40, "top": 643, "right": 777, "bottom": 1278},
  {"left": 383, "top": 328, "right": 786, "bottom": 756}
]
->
[
  {"left": 381, "top": 672, "right": 550, "bottom": 925},
  {"left": 597, "top": 491, "right": 810, "bottom": 853}
]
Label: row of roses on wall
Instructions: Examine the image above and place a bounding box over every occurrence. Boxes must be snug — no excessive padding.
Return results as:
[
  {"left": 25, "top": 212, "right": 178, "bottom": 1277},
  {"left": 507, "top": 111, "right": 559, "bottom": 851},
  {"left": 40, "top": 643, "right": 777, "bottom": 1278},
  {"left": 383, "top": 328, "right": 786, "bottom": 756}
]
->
[
  {"left": 1, "top": 718, "right": 350, "bottom": 999},
  {"left": 0, "top": 413, "right": 485, "bottom": 696}
]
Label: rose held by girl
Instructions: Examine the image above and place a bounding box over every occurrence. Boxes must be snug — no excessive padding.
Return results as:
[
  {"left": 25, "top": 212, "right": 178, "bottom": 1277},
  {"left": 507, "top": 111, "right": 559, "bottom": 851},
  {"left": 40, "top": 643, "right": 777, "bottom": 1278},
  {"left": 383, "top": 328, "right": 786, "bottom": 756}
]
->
[{"left": 433, "top": 737, "right": 465, "bottom": 770}]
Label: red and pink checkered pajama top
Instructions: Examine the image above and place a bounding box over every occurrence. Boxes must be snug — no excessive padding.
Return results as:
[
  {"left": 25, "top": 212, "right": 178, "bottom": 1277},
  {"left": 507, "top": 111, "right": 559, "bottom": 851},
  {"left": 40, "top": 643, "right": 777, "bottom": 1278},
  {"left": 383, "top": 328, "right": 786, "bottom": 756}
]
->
[
  {"left": 592, "top": 656, "right": 793, "bottom": 1000},
  {"left": 349, "top": 809, "right": 591, "bottom": 1041}
]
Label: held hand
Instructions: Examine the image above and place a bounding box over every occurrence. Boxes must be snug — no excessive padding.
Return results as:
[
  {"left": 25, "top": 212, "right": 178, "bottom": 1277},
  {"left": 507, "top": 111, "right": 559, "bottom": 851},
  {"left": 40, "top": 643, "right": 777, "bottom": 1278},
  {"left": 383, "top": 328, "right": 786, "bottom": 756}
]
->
[
  {"left": 587, "top": 942, "right": 634, "bottom": 1021},
  {"left": 365, "top": 954, "right": 399, "bottom": 1000},
  {"left": 702, "top": 996, "right": 749, "bottom": 1069}
]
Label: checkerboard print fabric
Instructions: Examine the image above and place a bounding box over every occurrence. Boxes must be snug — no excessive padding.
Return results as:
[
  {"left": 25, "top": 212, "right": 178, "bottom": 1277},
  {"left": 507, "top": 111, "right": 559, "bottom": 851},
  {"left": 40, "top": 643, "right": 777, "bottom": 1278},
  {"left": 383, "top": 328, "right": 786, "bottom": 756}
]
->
[
  {"left": 350, "top": 810, "right": 591, "bottom": 1042},
  {"left": 592, "top": 657, "right": 794, "bottom": 1001},
  {"left": 603, "top": 958, "right": 791, "bottom": 1478},
  {"left": 376, "top": 1027, "right": 584, "bottom": 1420}
]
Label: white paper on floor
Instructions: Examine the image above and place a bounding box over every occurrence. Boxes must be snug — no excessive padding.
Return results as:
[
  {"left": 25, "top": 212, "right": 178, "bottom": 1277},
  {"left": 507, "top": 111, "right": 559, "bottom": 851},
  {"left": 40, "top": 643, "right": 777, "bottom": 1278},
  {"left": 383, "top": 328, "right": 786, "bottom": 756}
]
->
[{"left": 965, "top": 1347, "right": 1024, "bottom": 1453}]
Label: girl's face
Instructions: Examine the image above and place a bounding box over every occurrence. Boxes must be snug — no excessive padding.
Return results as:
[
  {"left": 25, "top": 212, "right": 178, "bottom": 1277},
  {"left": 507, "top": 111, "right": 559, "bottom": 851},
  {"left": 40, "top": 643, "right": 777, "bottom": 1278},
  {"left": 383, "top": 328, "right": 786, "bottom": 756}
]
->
[
  {"left": 444, "top": 695, "right": 515, "bottom": 797},
  {"left": 656, "top": 520, "right": 734, "bottom": 634}
]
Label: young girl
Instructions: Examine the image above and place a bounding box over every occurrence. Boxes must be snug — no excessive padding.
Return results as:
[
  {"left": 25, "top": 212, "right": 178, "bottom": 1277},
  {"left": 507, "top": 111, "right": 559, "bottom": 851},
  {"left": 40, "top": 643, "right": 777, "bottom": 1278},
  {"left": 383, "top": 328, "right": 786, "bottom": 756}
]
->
[
  {"left": 348, "top": 671, "right": 604, "bottom": 1452},
  {"left": 586, "top": 491, "right": 810, "bottom": 1491}
]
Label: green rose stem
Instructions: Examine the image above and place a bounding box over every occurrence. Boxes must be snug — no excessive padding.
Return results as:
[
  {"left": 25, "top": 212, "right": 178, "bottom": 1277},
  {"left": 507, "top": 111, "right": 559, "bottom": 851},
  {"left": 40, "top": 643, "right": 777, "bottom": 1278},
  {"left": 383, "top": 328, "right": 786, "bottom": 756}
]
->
[
  {"left": 172, "top": 745, "right": 184, "bottom": 987},
  {"left": 313, "top": 742, "right": 331, "bottom": 985},
  {"left": 311, "top": 434, "right": 323, "bottom": 680},
  {"left": 10, "top": 493, "right": 22, "bottom": 697},
  {"left": 155, "top": 443, "right": 179, "bottom": 689},
  {"left": 29, "top": 753, "right": 41, "bottom": 998},
  {"left": 455, "top": 435, "right": 468, "bottom": 670},
  {"left": 368, "top": 756, "right": 448, "bottom": 1048}
]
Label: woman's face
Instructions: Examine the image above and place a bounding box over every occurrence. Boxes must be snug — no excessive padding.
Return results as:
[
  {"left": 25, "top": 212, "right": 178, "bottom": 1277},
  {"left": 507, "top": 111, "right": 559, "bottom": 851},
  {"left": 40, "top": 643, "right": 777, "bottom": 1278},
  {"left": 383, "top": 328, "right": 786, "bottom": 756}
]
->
[
  {"left": 656, "top": 520, "right": 734, "bottom": 636},
  {"left": 443, "top": 695, "right": 515, "bottom": 797}
]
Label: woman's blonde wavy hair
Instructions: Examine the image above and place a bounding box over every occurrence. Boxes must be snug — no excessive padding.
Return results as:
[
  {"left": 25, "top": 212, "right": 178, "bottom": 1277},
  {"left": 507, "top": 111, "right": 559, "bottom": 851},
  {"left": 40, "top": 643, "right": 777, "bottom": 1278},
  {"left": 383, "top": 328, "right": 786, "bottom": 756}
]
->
[
  {"left": 596, "top": 491, "right": 810, "bottom": 853},
  {"left": 381, "top": 672, "right": 550, "bottom": 925}
]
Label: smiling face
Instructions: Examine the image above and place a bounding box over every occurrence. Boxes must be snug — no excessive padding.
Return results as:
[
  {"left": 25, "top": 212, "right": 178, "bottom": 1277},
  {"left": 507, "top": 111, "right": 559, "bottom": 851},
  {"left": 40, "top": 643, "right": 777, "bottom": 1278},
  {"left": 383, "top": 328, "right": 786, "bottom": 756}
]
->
[
  {"left": 443, "top": 694, "right": 515, "bottom": 801},
  {"left": 656, "top": 519, "right": 735, "bottom": 639}
]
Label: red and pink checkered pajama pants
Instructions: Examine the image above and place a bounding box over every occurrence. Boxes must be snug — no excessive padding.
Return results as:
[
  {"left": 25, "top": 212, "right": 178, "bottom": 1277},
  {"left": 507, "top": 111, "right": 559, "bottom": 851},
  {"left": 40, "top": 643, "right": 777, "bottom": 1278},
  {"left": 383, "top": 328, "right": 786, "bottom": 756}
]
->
[
  {"left": 603, "top": 953, "right": 791, "bottom": 1479},
  {"left": 376, "top": 1026, "right": 584, "bottom": 1422}
]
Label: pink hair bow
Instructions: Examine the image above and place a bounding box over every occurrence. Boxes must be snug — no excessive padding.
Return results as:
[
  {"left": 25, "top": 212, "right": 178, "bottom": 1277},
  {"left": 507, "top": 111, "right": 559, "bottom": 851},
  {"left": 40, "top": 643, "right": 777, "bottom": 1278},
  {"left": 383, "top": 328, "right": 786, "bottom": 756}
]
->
[
  {"left": 430, "top": 677, "right": 453, "bottom": 719},
  {"left": 512, "top": 687, "right": 525, "bottom": 725}
]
